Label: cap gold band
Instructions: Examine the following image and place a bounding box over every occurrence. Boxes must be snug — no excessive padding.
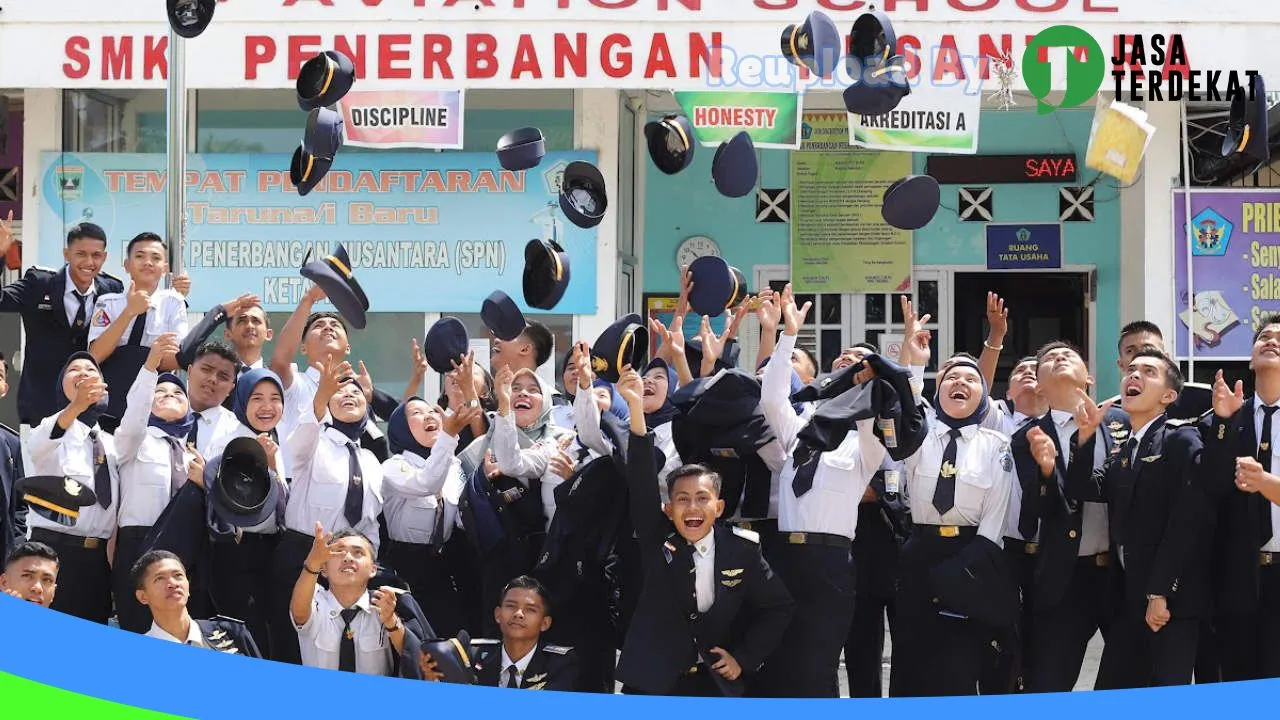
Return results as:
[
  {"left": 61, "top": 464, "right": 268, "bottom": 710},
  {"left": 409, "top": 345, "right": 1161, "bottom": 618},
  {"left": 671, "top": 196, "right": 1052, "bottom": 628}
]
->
[
  {"left": 549, "top": 246, "right": 563, "bottom": 282},
  {"left": 318, "top": 59, "right": 336, "bottom": 98},
  {"left": 789, "top": 26, "right": 800, "bottom": 65},
  {"left": 725, "top": 271, "right": 741, "bottom": 311},
  {"left": 302, "top": 153, "right": 316, "bottom": 182},
  {"left": 449, "top": 637, "right": 471, "bottom": 667},
  {"left": 617, "top": 330, "right": 634, "bottom": 376},
  {"left": 1238, "top": 125, "right": 1252, "bottom": 153},
  {"left": 663, "top": 118, "right": 690, "bottom": 152},
  {"left": 326, "top": 254, "right": 353, "bottom": 278},
  {"left": 24, "top": 494, "right": 80, "bottom": 520}
]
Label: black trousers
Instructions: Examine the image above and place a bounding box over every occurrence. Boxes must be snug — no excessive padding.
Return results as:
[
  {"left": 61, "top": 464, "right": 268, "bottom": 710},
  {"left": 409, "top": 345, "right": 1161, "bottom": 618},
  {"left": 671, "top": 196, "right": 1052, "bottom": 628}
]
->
[
  {"left": 1026, "top": 556, "right": 1115, "bottom": 693},
  {"left": 980, "top": 542, "right": 1039, "bottom": 694},
  {"left": 110, "top": 526, "right": 154, "bottom": 634},
  {"left": 1217, "top": 563, "right": 1280, "bottom": 681},
  {"left": 758, "top": 540, "right": 856, "bottom": 698},
  {"left": 889, "top": 530, "right": 987, "bottom": 698},
  {"left": 443, "top": 533, "right": 486, "bottom": 637},
  {"left": 540, "top": 569, "right": 617, "bottom": 693},
  {"left": 210, "top": 532, "right": 279, "bottom": 660},
  {"left": 268, "top": 529, "right": 313, "bottom": 666},
  {"left": 380, "top": 538, "right": 466, "bottom": 638},
  {"left": 1194, "top": 617, "right": 1222, "bottom": 683},
  {"left": 845, "top": 590, "right": 894, "bottom": 697},
  {"left": 32, "top": 528, "right": 112, "bottom": 625},
  {"left": 1096, "top": 613, "right": 1199, "bottom": 688},
  {"left": 622, "top": 669, "right": 719, "bottom": 697}
]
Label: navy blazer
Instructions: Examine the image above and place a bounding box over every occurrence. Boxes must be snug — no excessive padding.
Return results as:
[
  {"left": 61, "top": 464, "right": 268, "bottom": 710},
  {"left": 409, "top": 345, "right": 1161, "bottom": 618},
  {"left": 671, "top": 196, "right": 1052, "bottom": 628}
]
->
[
  {"left": 472, "top": 640, "right": 580, "bottom": 690},
  {"left": 615, "top": 431, "right": 793, "bottom": 697},
  {"left": 0, "top": 266, "right": 123, "bottom": 425},
  {"left": 1066, "top": 415, "right": 1211, "bottom": 618}
]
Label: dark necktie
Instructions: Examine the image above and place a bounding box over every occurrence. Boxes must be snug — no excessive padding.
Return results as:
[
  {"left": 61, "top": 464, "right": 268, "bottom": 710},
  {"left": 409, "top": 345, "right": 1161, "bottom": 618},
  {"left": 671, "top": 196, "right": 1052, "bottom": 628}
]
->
[
  {"left": 430, "top": 492, "right": 448, "bottom": 552},
  {"left": 338, "top": 607, "right": 360, "bottom": 673},
  {"left": 128, "top": 308, "right": 150, "bottom": 346},
  {"left": 791, "top": 443, "right": 822, "bottom": 497},
  {"left": 187, "top": 413, "right": 202, "bottom": 448},
  {"left": 343, "top": 440, "right": 365, "bottom": 528},
  {"left": 1119, "top": 435, "right": 1137, "bottom": 469},
  {"left": 71, "top": 290, "right": 88, "bottom": 329},
  {"left": 163, "top": 435, "right": 186, "bottom": 496},
  {"left": 1260, "top": 406, "right": 1277, "bottom": 543},
  {"left": 932, "top": 428, "right": 962, "bottom": 516},
  {"left": 505, "top": 664, "right": 520, "bottom": 688},
  {"left": 88, "top": 429, "right": 112, "bottom": 509}
]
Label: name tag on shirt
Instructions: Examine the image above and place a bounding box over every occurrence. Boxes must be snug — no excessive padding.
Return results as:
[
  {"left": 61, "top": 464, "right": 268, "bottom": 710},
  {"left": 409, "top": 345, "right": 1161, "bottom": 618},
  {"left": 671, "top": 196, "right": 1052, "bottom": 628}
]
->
[{"left": 877, "top": 418, "right": 898, "bottom": 448}]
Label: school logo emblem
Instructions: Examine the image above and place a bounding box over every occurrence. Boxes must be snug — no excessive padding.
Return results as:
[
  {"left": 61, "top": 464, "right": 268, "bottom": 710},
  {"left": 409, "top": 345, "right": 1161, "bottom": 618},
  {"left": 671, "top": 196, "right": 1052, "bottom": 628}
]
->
[
  {"left": 92, "top": 308, "right": 111, "bottom": 327},
  {"left": 1189, "top": 208, "right": 1232, "bottom": 256},
  {"left": 55, "top": 166, "right": 84, "bottom": 201},
  {"left": 542, "top": 159, "right": 570, "bottom": 196}
]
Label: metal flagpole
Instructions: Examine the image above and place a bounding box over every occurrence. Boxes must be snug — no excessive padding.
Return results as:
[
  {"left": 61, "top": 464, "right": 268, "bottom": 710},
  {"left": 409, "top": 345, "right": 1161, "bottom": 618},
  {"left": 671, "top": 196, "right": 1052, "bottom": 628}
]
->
[
  {"left": 1180, "top": 100, "right": 1197, "bottom": 381},
  {"left": 165, "top": 27, "right": 188, "bottom": 281}
]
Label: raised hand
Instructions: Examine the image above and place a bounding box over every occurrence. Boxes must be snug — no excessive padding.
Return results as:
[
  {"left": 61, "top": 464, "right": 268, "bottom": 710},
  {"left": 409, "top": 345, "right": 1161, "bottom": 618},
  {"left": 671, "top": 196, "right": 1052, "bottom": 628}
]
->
[
  {"left": 1213, "top": 369, "right": 1245, "bottom": 419},
  {"left": 355, "top": 360, "right": 375, "bottom": 403},
  {"left": 572, "top": 342, "right": 594, "bottom": 391},
  {"left": 171, "top": 272, "right": 192, "bottom": 297},
  {"left": 221, "top": 293, "right": 260, "bottom": 318},
  {"left": 617, "top": 366, "right": 643, "bottom": 408},
  {"left": 986, "top": 292, "right": 1008, "bottom": 341},
  {"left": 255, "top": 434, "right": 278, "bottom": 471},
  {"left": 1072, "top": 388, "right": 1114, "bottom": 445},
  {"left": 71, "top": 376, "right": 108, "bottom": 413},
  {"left": 779, "top": 283, "right": 812, "bottom": 337},
  {"left": 0, "top": 209, "right": 14, "bottom": 258},
  {"left": 1027, "top": 426, "right": 1057, "bottom": 477},
  {"left": 371, "top": 586, "right": 399, "bottom": 629},
  {"left": 303, "top": 521, "right": 344, "bottom": 575},
  {"left": 186, "top": 446, "right": 206, "bottom": 488},
  {"left": 494, "top": 365, "right": 515, "bottom": 413},
  {"left": 145, "top": 332, "right": 181, "bottom": 372},
  {"left": 126, "top": 282, "right": 151, "bottom": 316},
  {"left": 755, "top": 288, "right": 781, "bottom": 332},
  {"left": 443, "top": 403, "right": 481, "bottom": 437}
]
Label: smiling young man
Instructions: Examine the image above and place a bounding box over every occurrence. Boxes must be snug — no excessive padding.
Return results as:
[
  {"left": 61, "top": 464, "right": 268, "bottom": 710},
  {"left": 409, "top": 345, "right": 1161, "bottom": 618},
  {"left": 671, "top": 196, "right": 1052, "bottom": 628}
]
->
[
  {"left": 134, "top": 550, "right": 261, "bottom": 656},
  {"left": 1056, "top": 348, "right": 1207, "bottom": 687},
  {"left": 490, "top": 321, "right": 554, "bottom": 375},
  {"left": 88, "top": 232, "right": 190, "bottom": 431},
  {"left": 616, "top": 366, "right": 793, "bottom": 697},
  {"left": 1, "top": 542, "right": 58, "bottom": 607},
  {"left": 0, "top": 221, "right": 123, "bottom": 463}
]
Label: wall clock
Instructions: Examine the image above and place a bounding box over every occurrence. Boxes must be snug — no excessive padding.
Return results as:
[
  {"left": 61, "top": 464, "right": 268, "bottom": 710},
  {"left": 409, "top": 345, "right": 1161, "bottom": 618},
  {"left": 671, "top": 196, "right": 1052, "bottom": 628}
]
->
[{"left": 675, "top": 235, "right": 721, "bottom": 267}]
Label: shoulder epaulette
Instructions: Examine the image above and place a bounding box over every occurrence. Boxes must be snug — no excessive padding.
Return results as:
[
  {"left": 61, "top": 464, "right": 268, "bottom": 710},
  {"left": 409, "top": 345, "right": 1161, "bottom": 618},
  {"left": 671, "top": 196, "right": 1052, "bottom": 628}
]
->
[
  {"left": 541, "top": 644, "right": 573, "bottom": 655},
  {"left": 98, "top": 270, "right": 122, "bottom": 282},
  {"left": 1165, "top": 418, "right": 1192, "bottom": 427},
  {"left": 0, "top": 422, "right": 16, "bottom": 437},
  {"left": 470, "top": 638, "right": 502, "bottom": 645},
  {"left": 731, "top": 526, "right": 760, "bottom": 544},
  {"left": 29, "top": 265, "right": 57, "bottom": 274}
]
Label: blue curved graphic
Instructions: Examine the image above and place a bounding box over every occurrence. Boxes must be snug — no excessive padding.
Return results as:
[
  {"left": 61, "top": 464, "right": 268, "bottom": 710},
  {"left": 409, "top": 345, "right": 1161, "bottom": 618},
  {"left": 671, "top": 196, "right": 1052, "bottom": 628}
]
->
[{"left": 1, "top": 592, "right": 1278, "bottom": 717}]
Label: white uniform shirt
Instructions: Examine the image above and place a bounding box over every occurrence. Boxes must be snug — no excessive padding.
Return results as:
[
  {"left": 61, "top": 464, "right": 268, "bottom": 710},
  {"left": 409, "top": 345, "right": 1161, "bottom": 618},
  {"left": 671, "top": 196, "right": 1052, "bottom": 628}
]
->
[
  {"left": 146, "top": 620, "right": 206, "bottom": 647},
  {"left": 1001, "top": 409, "right": 1040, "bottom": 542},
  {"left": 87, "top": 287, "right": 189, "bottom": 348},
  {"left": 910, "top": 365, "right": 1009, "bottom": 434},
  {"left": 382, "top": 434, "right": 465, "bottom": 545},
  {"left": 114, "top": 368, "right": 196, "bottom": 529},
  {"left": 293, "top": 587, "right": 393, "bottom": 676},
  {"left": 284, "top": 409, "right": 384, "bottom": 551},
  {"left": 692, "top": 529, "right": 716, "bottom": 612},
  {"left": 500, "top": 644, "right": 537, "bottom": 687},
  {"left": 903, "top": 421, "right": 1014, "bottom": 546},
  {"left": 187, "top": 404, "right": 241, "bottom": 461},
  {"left": 63, "top": 267, "right": 97, "bottom": 328},
  {"left": 572, "top": 389, "right": 688, "bottom": 504},
  {"left": 281, "top": 364, "right": 322, "bottom": 446},
  {"left": 27, "top": 415, "right": 120, "bottom": 539},
  {"left": 1049, "top": 409, "right": 1110, "bottom": 556},
  {"left": 762, "top": 333, "right": 884, "bottom": 540}
]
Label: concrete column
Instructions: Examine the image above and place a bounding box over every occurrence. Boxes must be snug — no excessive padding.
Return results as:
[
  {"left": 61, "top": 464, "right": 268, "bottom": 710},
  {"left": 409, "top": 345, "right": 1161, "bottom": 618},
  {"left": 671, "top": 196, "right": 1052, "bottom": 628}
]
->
[
  {"left": 573, "top": 88, "right": 620, "bottom": 344},
  {"left": 1129, "top": 100, "right": 1183, "bottom": 340}
]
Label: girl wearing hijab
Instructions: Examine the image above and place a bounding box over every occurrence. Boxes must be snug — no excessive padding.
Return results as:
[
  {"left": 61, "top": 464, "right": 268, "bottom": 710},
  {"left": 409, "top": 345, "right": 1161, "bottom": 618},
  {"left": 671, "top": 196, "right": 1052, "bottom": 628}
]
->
[
  {"left": 270, "top": 359, "right": 385, "bottom": 666},
  {"left": 887, "top": 356, "right": 1015, "bottom": 698},
  {"left": 28, "top": 350, "right": 120, "bottom": 624},
  {"left": 207, "top": 366, "right": 289, "bottom": 660},
  {"left": 459, "top": 363, "right": 574, "bottom": 625},
  {"left": 111, "top": 332, "right": 201, "bottom": 633},
  {"left": 380, "top": 396, "right": 482, "bottom": 638}
]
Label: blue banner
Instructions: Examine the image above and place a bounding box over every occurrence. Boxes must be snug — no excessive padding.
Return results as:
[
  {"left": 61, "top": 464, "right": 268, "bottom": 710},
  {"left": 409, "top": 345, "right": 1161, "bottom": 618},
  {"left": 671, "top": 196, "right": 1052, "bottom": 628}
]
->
[
  {"left": 985, "top": 223, "right": 1062, "bottom": 270},
  {"left": 38, "top": 151, "right": 599, "bottom": 315}
]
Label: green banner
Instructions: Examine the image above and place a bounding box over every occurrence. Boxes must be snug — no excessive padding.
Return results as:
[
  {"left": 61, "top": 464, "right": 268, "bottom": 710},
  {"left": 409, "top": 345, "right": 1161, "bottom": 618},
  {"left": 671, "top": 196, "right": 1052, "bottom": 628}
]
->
[
  {"left": 791, "top": 112, "right": 913, "bottom": 294},
  {"left": 672, "top": 91, "right": 802, "bottom": 150}
]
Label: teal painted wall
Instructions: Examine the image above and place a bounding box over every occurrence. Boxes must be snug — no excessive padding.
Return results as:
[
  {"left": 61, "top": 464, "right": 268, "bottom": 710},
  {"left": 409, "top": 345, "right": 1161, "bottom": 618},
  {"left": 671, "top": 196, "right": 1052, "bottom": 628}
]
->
[{"left": 641, "top": 108, "right": 1121, "bottom": 394}]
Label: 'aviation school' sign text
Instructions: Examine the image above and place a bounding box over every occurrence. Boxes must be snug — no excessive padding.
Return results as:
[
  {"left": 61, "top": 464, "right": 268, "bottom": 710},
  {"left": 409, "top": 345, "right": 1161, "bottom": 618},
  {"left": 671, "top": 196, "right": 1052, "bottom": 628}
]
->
[
  {"left": 3, "top": 0, "right": 1277, "bottom": 91},
  {"left": 38, "top": 151, "right": 599, "bottom": 315},
  {"left": 338, "top": 90, "right": 465, "bottom": 149}
]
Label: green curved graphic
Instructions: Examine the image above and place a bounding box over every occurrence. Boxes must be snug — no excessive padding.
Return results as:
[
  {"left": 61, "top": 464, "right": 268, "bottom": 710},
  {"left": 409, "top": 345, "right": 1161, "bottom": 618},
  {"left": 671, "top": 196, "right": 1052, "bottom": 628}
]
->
[
  {"left": 0, "top": 671, "right": 191, "bottom": 719},
  {"left": 1023, "top": 25, "right": 1105, "bottom": 114}
]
